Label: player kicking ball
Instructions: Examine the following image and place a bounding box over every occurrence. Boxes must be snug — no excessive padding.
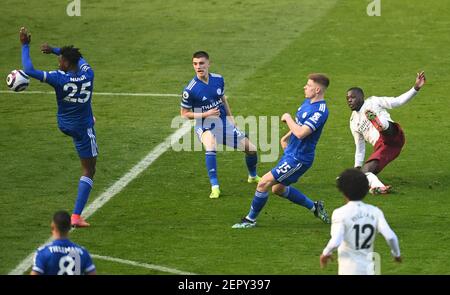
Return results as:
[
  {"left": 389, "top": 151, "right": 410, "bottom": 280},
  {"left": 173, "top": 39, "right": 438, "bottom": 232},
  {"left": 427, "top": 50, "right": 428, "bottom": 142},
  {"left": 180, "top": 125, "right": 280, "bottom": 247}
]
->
[
  {"left": 20, "top": 27, "right": 97, "bottom": 227},
  {"left": 180, "top": 51, "right": 260, "bottom": 199},
  {"left": 233, "top": 74, "right": 331, "bottom": 228},
  {"left": 346, "top": 71, "right": 426, "bottom": 194},
  {"left": 320, "top": 169, "right": 401, "bottom": 275}
]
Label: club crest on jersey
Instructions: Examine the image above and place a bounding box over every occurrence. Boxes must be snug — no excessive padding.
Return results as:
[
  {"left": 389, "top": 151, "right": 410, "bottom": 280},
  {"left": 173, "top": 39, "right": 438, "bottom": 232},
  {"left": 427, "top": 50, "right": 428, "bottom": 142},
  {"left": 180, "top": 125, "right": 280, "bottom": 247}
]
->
[
  {"left": 217, "top": 88, "right": 222, "bottom": 95},
  {"left": 182, "top": 91, "right": 189, "bottom": 99}
]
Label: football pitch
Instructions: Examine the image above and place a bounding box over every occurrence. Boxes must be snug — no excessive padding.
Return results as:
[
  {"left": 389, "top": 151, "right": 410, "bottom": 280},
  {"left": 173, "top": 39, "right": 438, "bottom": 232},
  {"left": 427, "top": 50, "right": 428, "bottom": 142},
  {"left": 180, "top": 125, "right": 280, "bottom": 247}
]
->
[{"left": 1, "top": 0, "right": 449, "bottom": 274}]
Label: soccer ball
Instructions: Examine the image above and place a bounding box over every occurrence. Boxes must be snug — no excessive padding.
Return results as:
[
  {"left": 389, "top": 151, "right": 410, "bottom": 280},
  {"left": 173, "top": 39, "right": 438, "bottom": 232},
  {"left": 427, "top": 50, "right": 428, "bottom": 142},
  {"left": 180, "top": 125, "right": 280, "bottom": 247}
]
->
[{"left": 6, "top": 70, "right": 30, "bottom": 92}]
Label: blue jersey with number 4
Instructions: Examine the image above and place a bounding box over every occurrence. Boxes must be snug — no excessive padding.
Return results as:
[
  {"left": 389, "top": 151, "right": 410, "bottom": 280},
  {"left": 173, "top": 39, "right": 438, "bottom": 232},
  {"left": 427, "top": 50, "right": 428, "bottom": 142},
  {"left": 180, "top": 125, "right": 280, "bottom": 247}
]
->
[
  {"left": 284, "top": 99, "right": 329, "bottom": 165},
  {"left": 32, "top": 238, "right": 95, "bottom": 275}
]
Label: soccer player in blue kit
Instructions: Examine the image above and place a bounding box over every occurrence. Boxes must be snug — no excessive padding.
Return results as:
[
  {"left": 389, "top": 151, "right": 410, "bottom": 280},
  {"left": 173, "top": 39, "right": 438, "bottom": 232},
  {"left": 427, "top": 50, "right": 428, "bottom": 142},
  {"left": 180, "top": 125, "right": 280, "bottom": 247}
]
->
[
  {"left": 180, "top": 51, "right": 260, "bottom": 199},
  {"left": 233, "top": 74, "right": 331, "bottom": 228},
  {"left": 20, "top": 27, "right": 96, "bottom": 227},
  {"left": 31, "top": 211, "right": 96, "bottom": 275}
]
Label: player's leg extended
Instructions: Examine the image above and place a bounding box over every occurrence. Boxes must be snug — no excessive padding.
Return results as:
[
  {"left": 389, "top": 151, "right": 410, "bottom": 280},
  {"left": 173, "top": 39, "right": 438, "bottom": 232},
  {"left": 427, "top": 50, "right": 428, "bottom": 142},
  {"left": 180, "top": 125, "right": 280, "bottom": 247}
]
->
[
  {"left": 72, "top": 157, "right": 96, "bottom": 227},
  {"left": 272, "top": 184, "right": 314, "bottom": 210},
  {"left": 201, "top": 130, "right": 220, "bottom": 198},
  {"left": 232, "top": 171, "right": 276, "bottom": 228},
  {"left": 70, "top": 126, "right": 98, "bottom": 227},
  {"left": 237, "top": 137, "right": 260, "bottom": 183},
  {"left": 270, "top": 158, "right": 330, "bottom": 223}
]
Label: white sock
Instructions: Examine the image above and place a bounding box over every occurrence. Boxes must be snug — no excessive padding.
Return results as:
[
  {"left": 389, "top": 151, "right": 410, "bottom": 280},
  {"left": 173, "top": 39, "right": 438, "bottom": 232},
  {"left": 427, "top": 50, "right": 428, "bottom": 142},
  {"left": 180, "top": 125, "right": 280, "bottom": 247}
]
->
[
  {"left": 212, "top": 185, "right": 219, "bottom": 190},
  {"left": 365, "top": 172, "right": 385, "bottom": 188}
]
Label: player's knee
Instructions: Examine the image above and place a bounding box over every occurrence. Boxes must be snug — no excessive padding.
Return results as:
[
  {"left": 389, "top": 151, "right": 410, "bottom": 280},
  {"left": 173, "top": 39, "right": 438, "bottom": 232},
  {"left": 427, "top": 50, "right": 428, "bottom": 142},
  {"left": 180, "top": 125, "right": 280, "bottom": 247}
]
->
[
  {"left": 256, "top": 181, "right": 270, "bottom": 192},
  {"left": 272, "top": 185, "right": 284, "bottom": 196}
]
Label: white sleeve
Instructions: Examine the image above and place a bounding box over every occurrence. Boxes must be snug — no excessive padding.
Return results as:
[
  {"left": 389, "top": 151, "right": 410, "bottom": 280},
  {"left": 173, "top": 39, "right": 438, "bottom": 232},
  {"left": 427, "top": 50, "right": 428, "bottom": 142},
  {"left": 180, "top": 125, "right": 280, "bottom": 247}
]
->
[
  {"left": 376, "top": 87, "right": 418, "bottom": 109},
  {"left": 322, "top": 211, "right": 345, "bottom": 256},
  {"left": 352, "top": 128, "right": 365, "bottom": 167},
  {"left": 377, "top": 209, "right": 401, "bottom": 257}
]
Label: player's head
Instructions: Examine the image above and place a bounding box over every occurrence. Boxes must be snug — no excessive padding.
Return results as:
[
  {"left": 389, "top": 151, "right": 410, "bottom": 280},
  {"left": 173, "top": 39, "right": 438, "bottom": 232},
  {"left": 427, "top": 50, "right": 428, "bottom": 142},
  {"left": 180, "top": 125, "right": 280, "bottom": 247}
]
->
[
  {"left": 304, "top": 73, "right": 329, "bottom": 99},
  {"left": 51, "top": 210, "right": 71, "bottom": 238},
  {"left": 59, "top": 46, "right": 82, "bottom": 72},
  {"left": 346, "top": 87, "right": 365, "bottom": 111},
  {"left": 192, "top": 51, "right": 210, "bottom": 79},
  {"left": 336, "top": 168, "right": 369, "bottom": 201}
]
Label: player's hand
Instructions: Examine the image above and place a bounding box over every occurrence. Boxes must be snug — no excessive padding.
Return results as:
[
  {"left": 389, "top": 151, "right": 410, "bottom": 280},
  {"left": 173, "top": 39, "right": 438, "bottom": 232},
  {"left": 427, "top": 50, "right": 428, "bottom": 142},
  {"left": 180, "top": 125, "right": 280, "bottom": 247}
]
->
[
  {"left": 40, "top": 43, "right": 53, "bottom": 54},
  {"left": 394, "top": 256, "right": 402, "bottom": 263},
  {"left": 19, "top": 27, "right": 31, "bottom": 45},
  {"left": 320, "top": 254, "right": 333, "bottom": 268},
  {"left": 281, "top": 113, "right": 291, "bottom": 123},
  {"left": 414, "top": 71, "right": 426, "bottom": 91},
  {"left": 205, "top": 108, "right": 220, "bottom": 118}
]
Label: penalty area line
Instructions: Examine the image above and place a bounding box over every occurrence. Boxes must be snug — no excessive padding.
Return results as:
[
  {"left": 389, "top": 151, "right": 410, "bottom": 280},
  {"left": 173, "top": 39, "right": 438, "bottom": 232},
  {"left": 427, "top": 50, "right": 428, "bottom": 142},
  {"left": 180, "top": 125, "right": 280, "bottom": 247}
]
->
[
  {"left": 8, "top": 120, "right": 193, "bottom": 275},
  {"left": 91, "top": 254, "right": 196, "bottom": 275}
]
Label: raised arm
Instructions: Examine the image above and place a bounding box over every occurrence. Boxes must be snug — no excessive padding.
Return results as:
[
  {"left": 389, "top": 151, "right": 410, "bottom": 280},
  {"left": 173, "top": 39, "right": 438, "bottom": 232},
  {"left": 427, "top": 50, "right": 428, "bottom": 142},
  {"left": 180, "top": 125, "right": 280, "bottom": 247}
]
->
[
  {"left": 20, "top": 27, "right": 45, "bottom": 81},
  {"left": 382, "top": 71, "right": 426, "bottom": 109}
]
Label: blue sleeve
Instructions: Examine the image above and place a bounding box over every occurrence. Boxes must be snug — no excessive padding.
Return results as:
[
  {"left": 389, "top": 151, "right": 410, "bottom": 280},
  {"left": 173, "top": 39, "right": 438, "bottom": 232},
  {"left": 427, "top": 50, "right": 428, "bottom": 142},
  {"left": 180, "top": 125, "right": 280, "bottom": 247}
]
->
[
  {"left": 78, "top": 57, "right": 94, "bottom": 78},
  {"left": 32, "top": 250, "right": 46, "bottom": 274},
  {"left": 51, "top": 47, "right": 61, "bottom": 55},
  {"left": 304, "top": 109, "right": 328, "bottom": 132},
  {"left": 21, "top": 44, "right": 45, "bottom": 81},
  {"left": 180, "top": 89, "right": 193, "bottom": 109},
  {"left": 83, "top": 250, "right": 96, "bottom": 274}
]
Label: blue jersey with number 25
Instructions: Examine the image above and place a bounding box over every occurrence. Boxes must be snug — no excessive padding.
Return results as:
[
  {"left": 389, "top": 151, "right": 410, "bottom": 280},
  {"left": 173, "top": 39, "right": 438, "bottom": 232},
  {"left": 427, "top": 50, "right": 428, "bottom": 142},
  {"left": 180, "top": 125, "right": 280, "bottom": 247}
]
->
[{"left": 42, "top": 58, "right": 95, "bottom": 129}]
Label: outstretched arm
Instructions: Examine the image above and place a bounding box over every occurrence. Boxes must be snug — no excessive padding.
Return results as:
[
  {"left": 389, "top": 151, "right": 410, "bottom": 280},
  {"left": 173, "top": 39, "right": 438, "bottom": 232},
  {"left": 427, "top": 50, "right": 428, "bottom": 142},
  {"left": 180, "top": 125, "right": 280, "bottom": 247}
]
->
[
  {"left": 385, "top": 71, "right": 426, "bottom": 108},
  {"left": 20, "top": 27, "right": 45, "bottom": 81},
  {"left": 41, "top": 43, "right": 61, "bottom": 55}
]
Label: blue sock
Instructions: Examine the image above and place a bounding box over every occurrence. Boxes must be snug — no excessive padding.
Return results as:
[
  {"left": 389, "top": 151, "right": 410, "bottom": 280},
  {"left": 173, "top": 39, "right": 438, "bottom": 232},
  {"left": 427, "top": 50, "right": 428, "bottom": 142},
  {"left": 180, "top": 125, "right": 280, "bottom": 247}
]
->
[
  {"left": 73, "top": 176, "right": 93, "bottom": 215},
  {"left": 245, "top": 153, "right": 258, "bottom": 177},
  {"left": 247, "top": 190, "right": 269, "bottom": 220},
  {"left": 282, "top": 186, "right": 314, "bottom": 210},
  {"left": 205, "top": 151, "right": 219, "bottom": 186}
]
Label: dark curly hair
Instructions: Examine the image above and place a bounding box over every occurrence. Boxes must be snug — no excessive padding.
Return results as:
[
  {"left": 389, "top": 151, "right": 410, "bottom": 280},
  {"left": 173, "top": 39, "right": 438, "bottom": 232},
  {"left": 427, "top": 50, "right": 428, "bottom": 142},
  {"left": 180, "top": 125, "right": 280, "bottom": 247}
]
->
[
  {"left": 61, "top": 45, "right": 82, "bottom": 66},
  {"left": 336, "top": 169, "right": 369, "bottom": 201}
]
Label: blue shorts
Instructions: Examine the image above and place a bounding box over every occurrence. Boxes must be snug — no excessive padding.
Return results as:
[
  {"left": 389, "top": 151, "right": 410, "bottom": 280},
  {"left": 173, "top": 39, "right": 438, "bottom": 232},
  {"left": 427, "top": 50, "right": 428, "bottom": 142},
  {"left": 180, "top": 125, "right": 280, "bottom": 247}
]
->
[
  {"left": 271, "top": 155, "right": 311, "bottom": 186},
  {"left": 59, "top": 126, "right": 98, "bottom": 159},
  {"left": 195, "top": 118, "right": 246, "bottom": 149}
]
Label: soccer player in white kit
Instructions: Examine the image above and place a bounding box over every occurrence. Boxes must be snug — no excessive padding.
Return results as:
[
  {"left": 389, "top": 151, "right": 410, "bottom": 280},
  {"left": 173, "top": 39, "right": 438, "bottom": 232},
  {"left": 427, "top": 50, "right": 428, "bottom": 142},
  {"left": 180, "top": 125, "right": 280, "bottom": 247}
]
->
[
  {"left": 346, "top": 72, "right": 426, "bottom": 194},
  {"left": 320, "top": 169, "right": 401, "bottom": 275}
]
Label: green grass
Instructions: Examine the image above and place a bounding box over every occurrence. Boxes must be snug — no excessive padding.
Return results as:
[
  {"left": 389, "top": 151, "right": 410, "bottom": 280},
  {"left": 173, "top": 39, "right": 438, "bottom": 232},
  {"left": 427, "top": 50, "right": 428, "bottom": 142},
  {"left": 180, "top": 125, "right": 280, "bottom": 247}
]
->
[{"left": 1, "top": 0, "right": 450, "bottom": 274}]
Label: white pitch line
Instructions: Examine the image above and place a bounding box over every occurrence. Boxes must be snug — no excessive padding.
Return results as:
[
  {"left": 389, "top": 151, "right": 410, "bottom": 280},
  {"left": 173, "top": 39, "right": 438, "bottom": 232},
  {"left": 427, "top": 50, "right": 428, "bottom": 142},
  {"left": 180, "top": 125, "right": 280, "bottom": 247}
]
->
[
  {"left": 8, "top": 120, "right": 193, "bottom": 275},
  {"left": 0, "top": 90, "right": 179, "bottom": 97},
  {"left": 91, "top": 254, "right": 196, "bottom": 275}
]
